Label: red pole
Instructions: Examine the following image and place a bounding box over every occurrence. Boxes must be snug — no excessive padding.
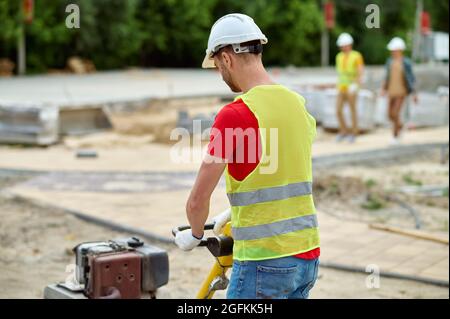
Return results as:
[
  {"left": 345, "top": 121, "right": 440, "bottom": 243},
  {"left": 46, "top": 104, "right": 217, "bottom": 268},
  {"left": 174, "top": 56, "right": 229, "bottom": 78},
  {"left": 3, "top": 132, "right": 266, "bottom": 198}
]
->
[
  {"left": 420, "top": 11, "right": 431, "bottom": 35},
  {"left": 324, "top": 1, "right": 335, "bottom": 30},
  {"left": 23, "top": 0, "right": 34, "bottom": 24}
]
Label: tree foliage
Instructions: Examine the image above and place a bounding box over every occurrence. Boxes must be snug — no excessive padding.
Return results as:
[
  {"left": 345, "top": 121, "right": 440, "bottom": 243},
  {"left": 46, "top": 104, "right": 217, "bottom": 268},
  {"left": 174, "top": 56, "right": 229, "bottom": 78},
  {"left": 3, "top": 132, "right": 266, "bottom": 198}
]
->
[{"left": 0, "top": 0, "right": 448, "bottom": 73}]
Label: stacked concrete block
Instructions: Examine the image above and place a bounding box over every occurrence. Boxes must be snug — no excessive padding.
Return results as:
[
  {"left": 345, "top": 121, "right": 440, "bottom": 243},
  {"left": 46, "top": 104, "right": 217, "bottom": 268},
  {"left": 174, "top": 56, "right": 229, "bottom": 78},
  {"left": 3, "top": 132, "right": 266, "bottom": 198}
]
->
[
  {"left": 374, "top": 96, "right": 389, "bottom": 126},
  {"left": 297, "top": 90, "right": 327, "bottom": 124},
  {"left": 374, "top": 88, "right": 449, "bottom": 128},
  {"left": 374, "top": 96, "right": 408, "bottom": 127},
  {"left": 176, "top": 110, "right": 216, "bottom": 135},
  {"left": 407, "top": 89, "right": 449, "bottom": 128},
  {"left": 0, "top": 101, "right": 59, "bottom": 145},
  {"left": 321, "top": 89, "right": 377, "bottom": 132}
]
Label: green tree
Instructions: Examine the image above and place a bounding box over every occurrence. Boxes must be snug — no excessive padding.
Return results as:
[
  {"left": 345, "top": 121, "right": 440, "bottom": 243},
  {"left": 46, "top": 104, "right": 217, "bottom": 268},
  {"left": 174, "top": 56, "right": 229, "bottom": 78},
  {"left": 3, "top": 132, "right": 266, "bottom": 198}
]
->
[
  {"left": 74, "top": 0, "right": 143, "bottom": 69},
  {"left": 332, "top": 0, "right": 417, "bottom": 65},
  {"left": 241, "top": 0, "right": 323, "bottom": 66},
  {"left": 0, "top": 0, "right": 448, "bottom": 72},
  {"left": 0, "top": 1, "right": 20, "bottom": 60},
  {"left": 136, "top": 0, "right": 216, "bottom": 67},
  {"left": 425, "top": 0, "right": 449, "bottom": 32},
  {"left": 26, "top": 0, "right": 73, "bottom": 72}
]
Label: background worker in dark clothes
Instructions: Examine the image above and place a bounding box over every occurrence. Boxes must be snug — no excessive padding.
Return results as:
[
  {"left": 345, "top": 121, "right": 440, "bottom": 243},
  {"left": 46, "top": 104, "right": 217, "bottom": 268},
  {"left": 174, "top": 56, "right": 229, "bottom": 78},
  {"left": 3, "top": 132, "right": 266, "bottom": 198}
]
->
[
  {"left": 381, "top": 37, "right": 418, "bottom": 146},
  {"left": 174, "top": 13, "right": 320, "bottom": 299}
]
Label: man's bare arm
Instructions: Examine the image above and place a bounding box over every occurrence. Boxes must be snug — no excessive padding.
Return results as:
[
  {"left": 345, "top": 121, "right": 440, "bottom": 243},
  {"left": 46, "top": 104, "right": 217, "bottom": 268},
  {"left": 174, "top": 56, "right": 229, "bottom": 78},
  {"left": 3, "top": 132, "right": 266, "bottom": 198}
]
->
[
  {"left": 186, "top": 155, "right": 227, "bottom": 238},
  {"left": 357, "top": 63, "right": 364, "bottom": 86}
]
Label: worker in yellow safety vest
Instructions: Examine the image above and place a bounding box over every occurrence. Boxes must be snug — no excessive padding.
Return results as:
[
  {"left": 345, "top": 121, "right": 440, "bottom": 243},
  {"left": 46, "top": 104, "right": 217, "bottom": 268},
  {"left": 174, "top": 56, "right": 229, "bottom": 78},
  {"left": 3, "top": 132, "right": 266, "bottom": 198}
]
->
[
  {"left": 174, "top": 13, "right": 320, "bottom": 299},
  {"left": 335, "top": 33, "right": 364, "bottom": 143}
]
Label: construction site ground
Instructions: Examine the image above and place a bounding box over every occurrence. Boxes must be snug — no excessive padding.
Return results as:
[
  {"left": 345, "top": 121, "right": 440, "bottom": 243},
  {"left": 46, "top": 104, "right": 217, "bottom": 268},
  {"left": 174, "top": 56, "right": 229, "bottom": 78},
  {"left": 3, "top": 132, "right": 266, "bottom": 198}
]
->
[
  {"left": 0, "top": 185, "right": 448, "bottom": 299},
  {"left": 0, "top": 125, "right": 448, "bottom": 298},
  {"left": 0, "top": 126, "right": 447, "bottom": 172}
]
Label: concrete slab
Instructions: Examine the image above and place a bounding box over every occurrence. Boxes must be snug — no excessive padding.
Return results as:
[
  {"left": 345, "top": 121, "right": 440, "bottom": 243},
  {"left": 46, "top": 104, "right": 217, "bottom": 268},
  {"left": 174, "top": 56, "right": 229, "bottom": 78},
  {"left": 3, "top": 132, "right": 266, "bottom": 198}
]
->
[
  {"left": 2, "top": 64, "right": 446, "bottom": 108},
  {"left": 0, "top": 68, "right": 339, "bottom": 107},
  {"left": 0, "top": 102, "right": 59, "bottom": 145}
]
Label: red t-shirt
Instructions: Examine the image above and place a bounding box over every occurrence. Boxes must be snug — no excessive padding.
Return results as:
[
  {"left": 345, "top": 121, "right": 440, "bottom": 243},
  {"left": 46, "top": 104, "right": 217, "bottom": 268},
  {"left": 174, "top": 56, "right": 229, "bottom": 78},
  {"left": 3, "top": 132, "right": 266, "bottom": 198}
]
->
[{"left": 208, "top": 99, "right": 320, "bottom": 260}]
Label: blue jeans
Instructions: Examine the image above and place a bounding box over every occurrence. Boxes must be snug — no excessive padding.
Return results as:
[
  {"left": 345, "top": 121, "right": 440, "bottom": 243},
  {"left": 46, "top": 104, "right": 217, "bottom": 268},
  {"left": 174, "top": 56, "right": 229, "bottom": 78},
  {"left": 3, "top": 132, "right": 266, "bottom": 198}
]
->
[{"left": 226, "top": 256, "right": 319, "bottom": 299}]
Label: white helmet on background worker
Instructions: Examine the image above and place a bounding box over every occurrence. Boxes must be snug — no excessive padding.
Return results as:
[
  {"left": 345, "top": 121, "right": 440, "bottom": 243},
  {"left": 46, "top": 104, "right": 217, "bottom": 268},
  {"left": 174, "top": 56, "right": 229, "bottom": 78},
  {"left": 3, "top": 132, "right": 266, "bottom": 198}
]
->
[
  {"left": 387, "top": 37, "right": 406, "bottom": 51},
  {"left": 336, "top": 33, "right": 354, "bottom": 47},
  {"left": 202, "top": 13, "right": 268, "bottom": 69}
]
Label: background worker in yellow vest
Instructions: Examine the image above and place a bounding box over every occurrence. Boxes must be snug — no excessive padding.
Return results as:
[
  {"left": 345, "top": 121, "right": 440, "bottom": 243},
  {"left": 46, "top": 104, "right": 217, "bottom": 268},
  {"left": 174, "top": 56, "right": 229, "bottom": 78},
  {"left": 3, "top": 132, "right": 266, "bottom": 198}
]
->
[
  {"left": 335, "top": 33, "right": 365, "bottom": 143},
  {"left": 174, "top": 13, "right": 320, "bottom": 299}
]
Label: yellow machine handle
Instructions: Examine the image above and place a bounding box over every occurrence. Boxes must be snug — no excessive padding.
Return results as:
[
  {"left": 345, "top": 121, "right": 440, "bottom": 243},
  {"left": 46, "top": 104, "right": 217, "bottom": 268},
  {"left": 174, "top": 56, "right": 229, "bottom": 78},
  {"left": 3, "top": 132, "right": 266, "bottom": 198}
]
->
[{"left": 196, "top": 223, "right": 233, "bottom": 299}]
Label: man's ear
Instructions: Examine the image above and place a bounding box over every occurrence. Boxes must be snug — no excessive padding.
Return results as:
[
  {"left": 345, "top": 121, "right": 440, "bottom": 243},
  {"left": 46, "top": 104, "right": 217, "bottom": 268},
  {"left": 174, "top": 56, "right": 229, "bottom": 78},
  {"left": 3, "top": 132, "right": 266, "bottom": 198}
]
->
[{"left": 221, "top": 51, "right": 233, "bottom": 69}]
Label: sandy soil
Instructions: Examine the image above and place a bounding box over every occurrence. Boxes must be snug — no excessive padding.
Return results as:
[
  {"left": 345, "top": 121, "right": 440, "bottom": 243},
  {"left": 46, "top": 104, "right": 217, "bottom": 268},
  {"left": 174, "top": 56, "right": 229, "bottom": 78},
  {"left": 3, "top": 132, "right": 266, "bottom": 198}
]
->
[
  {"left": 0, "top": 126, "right": 447, "bottom": 173},
  {"left": 106, "top": 97, "right": 224, "bottom": 143},
  {"left": 314, "top": 153, "right": 449, "bottom": 234},
  {"left": 0, "top": 176, "right": 448, "bottom": 299}
]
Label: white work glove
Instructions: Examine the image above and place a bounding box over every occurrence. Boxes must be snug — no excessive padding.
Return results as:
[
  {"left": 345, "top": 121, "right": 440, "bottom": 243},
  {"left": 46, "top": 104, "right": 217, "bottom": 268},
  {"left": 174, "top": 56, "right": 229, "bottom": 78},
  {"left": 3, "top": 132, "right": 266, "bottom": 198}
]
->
[
  {"left": 213, "top": 208, "right": 231, "bottom": 236},
  {"left": 174, "top": 229, "right": 203, "bottom": 251},
  {"left": 348, "top": 83, "right": 359, "bottom": 94}
]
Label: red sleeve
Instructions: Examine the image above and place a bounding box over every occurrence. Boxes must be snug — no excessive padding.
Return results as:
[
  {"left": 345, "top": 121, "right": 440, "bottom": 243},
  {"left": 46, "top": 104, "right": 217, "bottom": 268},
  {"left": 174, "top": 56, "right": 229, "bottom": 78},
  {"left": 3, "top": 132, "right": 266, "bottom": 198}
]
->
[
  {"left": 207, "top": 103, "right": 243, "bottom": 161},
  {"left": 207, "top": 99, "right": 261, "bottom": 181}
]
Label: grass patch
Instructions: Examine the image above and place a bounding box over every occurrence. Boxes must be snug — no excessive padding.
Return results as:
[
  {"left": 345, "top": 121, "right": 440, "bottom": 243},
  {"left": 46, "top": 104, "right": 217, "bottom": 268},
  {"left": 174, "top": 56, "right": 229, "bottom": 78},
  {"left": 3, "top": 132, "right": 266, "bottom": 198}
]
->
[
  {"left": 361, "top": 194, "right": 385, "bottom": 210},
  {"left": 329, "top": 181, "right": 339, "bottom": 195},
  {"left": 442, "top": 220, "right": 449, "bottom": 232},
  {"left": 402, "top": 173, "right": 423, "bottom": 186},
  {"left": 365, "top": 179, "right": 377, "bottom": 189}
]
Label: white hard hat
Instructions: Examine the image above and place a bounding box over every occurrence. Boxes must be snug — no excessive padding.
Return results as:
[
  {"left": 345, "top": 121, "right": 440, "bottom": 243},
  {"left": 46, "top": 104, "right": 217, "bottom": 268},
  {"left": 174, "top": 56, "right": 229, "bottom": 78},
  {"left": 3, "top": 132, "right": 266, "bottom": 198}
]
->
[
  {"left": 387, "top": 37, "right": 406, "bottom": 51},
  {"left": 202, "top": 13, "right": 268, "bottom": 69},
  {"left": 336, "top": 33, "right": 354, "bottom": 47}
]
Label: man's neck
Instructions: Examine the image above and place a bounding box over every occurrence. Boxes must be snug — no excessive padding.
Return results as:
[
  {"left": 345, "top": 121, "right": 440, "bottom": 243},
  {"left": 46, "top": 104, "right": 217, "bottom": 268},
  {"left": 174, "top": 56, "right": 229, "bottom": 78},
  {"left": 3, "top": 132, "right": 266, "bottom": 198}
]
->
[{"left": 238, "top": 63, "right": 275, "bottom": 93}]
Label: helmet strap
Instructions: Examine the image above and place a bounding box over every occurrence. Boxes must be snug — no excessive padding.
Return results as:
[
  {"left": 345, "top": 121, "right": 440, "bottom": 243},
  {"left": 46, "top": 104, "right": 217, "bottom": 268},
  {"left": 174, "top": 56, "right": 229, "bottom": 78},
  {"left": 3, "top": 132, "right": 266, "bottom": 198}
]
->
[{"left": 232, "top": 43, "right": 263, "bottom": 54}]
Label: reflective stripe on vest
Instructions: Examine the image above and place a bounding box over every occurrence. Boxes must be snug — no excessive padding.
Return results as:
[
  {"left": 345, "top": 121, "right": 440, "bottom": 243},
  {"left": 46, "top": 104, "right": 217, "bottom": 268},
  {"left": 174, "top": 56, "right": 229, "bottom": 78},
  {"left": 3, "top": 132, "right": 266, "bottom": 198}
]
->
[
  {"left": 232, "top": 214, "right": 318, "bottom": 241},
  {"left": 227, "top": 181, "right": 312, "bottom": 207}
]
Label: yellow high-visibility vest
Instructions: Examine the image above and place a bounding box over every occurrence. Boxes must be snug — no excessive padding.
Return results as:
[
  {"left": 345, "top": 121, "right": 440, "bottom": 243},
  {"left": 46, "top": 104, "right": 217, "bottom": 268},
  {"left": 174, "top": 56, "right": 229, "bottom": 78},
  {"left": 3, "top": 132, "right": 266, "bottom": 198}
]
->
[
  {"left": 226, "top": 85, "right": 320, "bottom": 261},
  {"left": 336, "top": 50, "right": 363, "bottom": 90}
]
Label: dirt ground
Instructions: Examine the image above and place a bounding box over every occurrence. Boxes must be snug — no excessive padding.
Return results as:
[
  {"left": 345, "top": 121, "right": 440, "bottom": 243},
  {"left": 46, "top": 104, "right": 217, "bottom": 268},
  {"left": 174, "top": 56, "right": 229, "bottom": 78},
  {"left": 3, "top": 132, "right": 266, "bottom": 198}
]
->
[
  {"left": 314, "top": 152, "right": 449, "bottom": 235},
  {"left": 105, "top": 97, "right": 224, "bottom": 143},
  {"left": 0, "top": 176, "right": 448, "bottom": 299}
]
